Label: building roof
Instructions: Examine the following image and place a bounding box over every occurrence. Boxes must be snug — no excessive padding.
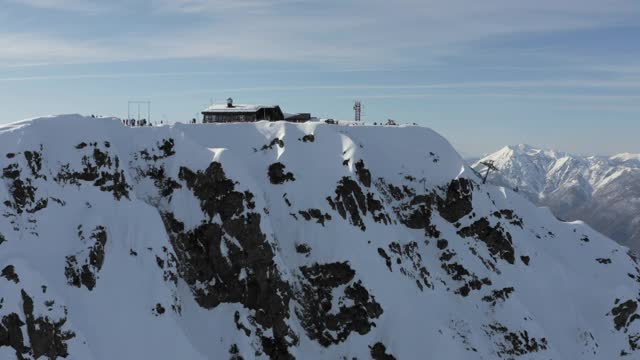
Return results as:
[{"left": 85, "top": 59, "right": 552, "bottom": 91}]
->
[{"left": 203, "top": 104, "right": 279, "bottom": 113}]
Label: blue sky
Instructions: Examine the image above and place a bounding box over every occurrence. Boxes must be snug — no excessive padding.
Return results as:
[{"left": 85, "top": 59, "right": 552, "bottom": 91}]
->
[{"left": 1, "top": 0, "right": 640, "bottom": 157}]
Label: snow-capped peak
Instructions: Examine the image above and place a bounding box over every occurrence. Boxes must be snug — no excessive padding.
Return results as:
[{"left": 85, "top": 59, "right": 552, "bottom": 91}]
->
[{"left": 474, "top": 144, "right": 640, "bottom": 253}]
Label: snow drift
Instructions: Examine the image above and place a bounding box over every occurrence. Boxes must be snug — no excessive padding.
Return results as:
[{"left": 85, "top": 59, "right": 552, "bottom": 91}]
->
[{"left": 0, "top": 115, "right": 639, "bottom": 359}]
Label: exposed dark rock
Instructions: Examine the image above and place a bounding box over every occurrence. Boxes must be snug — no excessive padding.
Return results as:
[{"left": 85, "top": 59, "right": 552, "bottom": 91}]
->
[
  {"left": 144, "top": 165, "right": 182, "bottom": 198},
  {"left": 377, "top": 248, "right": 392, "bottom": 271},
  {"left": 302, "top": 134, "right": 315, "bottom": 143},
  {"left": 153, "top": 303, "right": 166, "bottom": 316},
  {"left": 301, "top": 262, "right": 355, "bottom": 287},
  {"left": 229, "top": 343, "right": 244, "bottom": 360},
  {"left": 482, "top": 287, "right": 514, "bottom": 306},
  {"left": 2, "top": 162, "right": 44, "bottom": 215},
  {"left": 370, "top": 342, "right": 396, "bottom": 360},
  {"left": 442, "top": 262, "right": 470, "bottom": 281},
  {"left": 234, "top": 311, "right": 251, "bottom": 337},
  {"left": 520, "top": 256, "right": 530, "bottom": 266},
  {"left": 156, "top": 256, "right": 165, "bottom": 269},
  {"left": 380, "top": 182, "right": 409, "bottom": 202},
  {"left": 375, "top": 179, "right": 442, "bottom": 237},
  {"left": 437, "top": 239, "right": 449, "bottom": 250},
  {"left": 256, "top": 138, "right": 284, "bottom": 152},
  {"left": 483, "top": 322, "right": 548, "bottom": 357},
  {"left": 56, "top": 143, "right": 130, "bottom": 200},
  {"left": 439, "top": 250, "right": 456, "bottom": 262},
  {"left": 158, "top": 138, "right": 176, "bottom": 157},
  {"left": 1, "top": 265, "right": 19, "bottom": 284},
  {"left": 386, "top": 242, "right": 432, "bottom": 290},
  {"left": 327, "top": 177, "right": 389, "bottom": 231},
  {"left": 440, "top": 255, "right": 490, "bottom": 297},
  {"left": 355, "top": 160, "right": 372, "bottom": 188},
  {"left": 611, "top": 300, "right": 640, "bottom": 331},
  {"left": 65, "top": 225, "right": 108, "bottom": 291},
  {"left": 268, "top": 163, "right": 296, "bottom": 185},
  {"left": 630, "top": 334, "right": 640, "bottom": 352},
  {"left": 295, "top": 243, "right": 311, "bottom": 256},
  {"left": 0, "top": 312, "right": 28, "bottom": 356},
  {"left": 2, "top": 163, "right": 20, "bottom": 180},
  {"left": 21, "top": 290, "right": 76, "bottom": 359},
  {"left": 395, "top": 194, "right": 435, "bottom": 230},
  {"left": 366, "top": 193, "right": 391, "bottom": 225},
  {"left": 492, "top": 209, "right": 524, "bottom": 228},
  {"left": 597, "top": 258, "right": 612, "bottom": 264},
  {"left": 167, "top": 162, "right": 298, "bottom": 358},
  {"left": 458, "top": 218, "right": 515, "bottom": 264},
  {"left": 178, "top": 163, "right": 246, "bottom": 222},
  {"left": 437, "top": 178, "right": 474, "bottom": 223},
  {"left": 298, "top": 209, "right": 332, "bottom": 226},
  {"left": 296, "top": 262, "right": 383, "bottom": 347},
  {"left": 139, "top": 139, "right": 176, "bottom": 162},
  {"left": 0, "top": 233, "right": 5, "bottom": 245},
  {"left": 23, "top": 149, "right": 45, "bottom": 180}
]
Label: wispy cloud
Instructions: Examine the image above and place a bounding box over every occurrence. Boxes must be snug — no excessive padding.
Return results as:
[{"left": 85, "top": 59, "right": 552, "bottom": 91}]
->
[
  {"left": 2, "top": 0, "right": 640, "bottom": 67},
  {"left": 343, "top": 93, "right": 640, "bottom": 101},
  {"left": 7, "top": 0, "right": 107, "bottom": 12},
  {"left": 149, "top": 80, "right": 640, "bottom": 93},
  {"left": 0, "top": 33, "right": 128, "bottom": 66},
  {"left": 153, "top": 0, "right": 306, "bottom": 13}
]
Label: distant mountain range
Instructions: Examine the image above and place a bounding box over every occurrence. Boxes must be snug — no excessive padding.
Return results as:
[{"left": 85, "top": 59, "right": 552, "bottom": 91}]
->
[{"left": 473, "top": 144, "right": 640, "bottom": 251}]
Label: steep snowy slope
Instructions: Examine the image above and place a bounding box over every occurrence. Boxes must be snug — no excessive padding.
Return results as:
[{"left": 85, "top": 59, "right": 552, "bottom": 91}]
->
[
  {"left": 1, "top": 115, "right": 640, "bottom": 359},
  {"left": 473, "top": 144, "right": 640, "bottom": 251}
]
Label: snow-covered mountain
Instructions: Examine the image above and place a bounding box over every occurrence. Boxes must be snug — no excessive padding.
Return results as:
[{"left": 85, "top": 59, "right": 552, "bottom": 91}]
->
[
  {"left": 473, "top": 144, "right": 640, "bottom": 252},
  {"left": 1, "top": 115, "right": 639, "bottom": 359}
]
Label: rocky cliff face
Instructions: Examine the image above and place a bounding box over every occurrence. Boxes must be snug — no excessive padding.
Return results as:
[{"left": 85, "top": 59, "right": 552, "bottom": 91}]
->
[
  {"left": 0, "top": 116, "right": 639, "bottom": 359},
  {"left": 473, "top": 144, "right": 640, "bottom": 252}
]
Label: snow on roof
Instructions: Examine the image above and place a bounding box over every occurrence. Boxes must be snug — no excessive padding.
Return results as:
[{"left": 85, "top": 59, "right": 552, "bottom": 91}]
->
[{"left": 203, "top": 104, "right": 278, "bottom": 113}]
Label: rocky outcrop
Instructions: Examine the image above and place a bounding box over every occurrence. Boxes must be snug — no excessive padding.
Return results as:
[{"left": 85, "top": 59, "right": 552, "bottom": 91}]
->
[
  {"left": 327, "top": 177, "right": 389, "bottom": 231},
  {"left": 166, "top": 162, "right": 298, "bottom": 358},
  {"left": 0, "top": 290, "right": 75, "bottom": 359},
  {"left": 296, "top": 262, "right": 383, "bottom": 347},
  {"left": 65, "top": 225, "right": 108, "bottom": 290},
  {"left": 268, "top": 163, "right": 296, "bottom": 185},
  {"left": 458, "top": 218, "right": 515, "bottom": 264},
  {"left": 56, "top": 142, "right": 130, "bottom": 200}
]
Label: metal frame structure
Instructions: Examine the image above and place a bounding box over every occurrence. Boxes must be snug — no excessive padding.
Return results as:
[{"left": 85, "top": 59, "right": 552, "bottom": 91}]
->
[{"left": 127, "top": 101, "right": 151, "bottom": 122}]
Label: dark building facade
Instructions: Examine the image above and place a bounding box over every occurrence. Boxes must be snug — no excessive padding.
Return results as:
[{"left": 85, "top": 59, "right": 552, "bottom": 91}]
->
[
  {"left": 202, "top": 98, "right": 311, "bottom": 123},
  {"left": 202, "top": 98, "right": 285, "bottom": 123}
]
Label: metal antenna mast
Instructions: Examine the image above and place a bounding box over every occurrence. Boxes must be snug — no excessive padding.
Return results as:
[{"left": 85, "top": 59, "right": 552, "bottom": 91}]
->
[
  {"left": 353, "top": 100, "right": 362, "bottom": 122},
  {"left": 127, "top": 101, "right": 151, "bottom": 122}
]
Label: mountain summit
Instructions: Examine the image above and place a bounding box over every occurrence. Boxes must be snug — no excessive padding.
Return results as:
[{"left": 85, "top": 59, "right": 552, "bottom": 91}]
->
[
  {"left": 474, "top": 144, "right": 640, "bottom": 252},
  {"left": 1, "top": 116, "right": 639, "bottom": 359}
]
